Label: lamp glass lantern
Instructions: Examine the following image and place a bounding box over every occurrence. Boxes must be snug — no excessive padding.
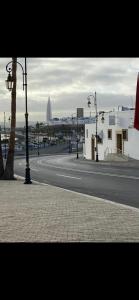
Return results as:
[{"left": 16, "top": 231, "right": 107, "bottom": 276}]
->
[
  {"left": 5, "top": 73, "right": 14, "bottom": 91},
  {"left": 87, "top": 96, "right": 91, "bottom": 108},
  {"left": 101, "top": 114, "right": 105, "bottom": 123}
]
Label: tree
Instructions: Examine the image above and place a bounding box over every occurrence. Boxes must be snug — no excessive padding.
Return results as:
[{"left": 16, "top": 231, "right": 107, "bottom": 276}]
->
[{"left": 2, "top": 58, "right": 17, "bottom": 180}]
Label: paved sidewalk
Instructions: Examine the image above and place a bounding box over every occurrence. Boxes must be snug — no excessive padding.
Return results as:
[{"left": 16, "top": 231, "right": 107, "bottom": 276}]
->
[
  {"left": 79, "top": 156, "right": 139, "bottom": 169},
  {"left": 0, "top": 178, "right": 139, "bottom": 242}
]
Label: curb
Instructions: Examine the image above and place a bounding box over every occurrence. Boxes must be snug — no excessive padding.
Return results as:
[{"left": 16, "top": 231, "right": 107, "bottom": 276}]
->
[{"left": 14, "top": 174, "right": 139, "bottom": 213}]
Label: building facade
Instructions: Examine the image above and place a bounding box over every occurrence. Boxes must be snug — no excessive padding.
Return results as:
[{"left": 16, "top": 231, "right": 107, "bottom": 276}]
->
[{"left": 84, "top": 109, "right": 139, "bottom": 161}]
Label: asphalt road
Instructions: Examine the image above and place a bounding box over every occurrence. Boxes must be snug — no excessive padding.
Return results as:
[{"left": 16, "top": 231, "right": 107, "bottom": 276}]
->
[{"left": 15, "top": 154, "right": 139, "bottom": 209}]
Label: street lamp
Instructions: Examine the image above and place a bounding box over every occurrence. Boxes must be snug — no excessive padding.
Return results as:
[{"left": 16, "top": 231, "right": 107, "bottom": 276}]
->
[
  {"left": 36, "top": 122, "right": 40, "bottom": 156},
  {"left": 6, "top": 58, "right": 32, "bottom": 184},
  {"left": 5, "top": 73, "right": 14, "bottom": 91},
  {"left": 87, "top": 92, "right": 99, "bottom": 162},
  {"left": 101, "top": 113, "right": 105, "bottom": 124},
  {"left": 3, "top": 112, "right": 6, "bottom": 159}
]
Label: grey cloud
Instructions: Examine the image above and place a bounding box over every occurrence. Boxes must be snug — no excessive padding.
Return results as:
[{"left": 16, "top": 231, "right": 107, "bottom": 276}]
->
[{"left": 0, "top": 58, "right": 138, "bottom": 122}]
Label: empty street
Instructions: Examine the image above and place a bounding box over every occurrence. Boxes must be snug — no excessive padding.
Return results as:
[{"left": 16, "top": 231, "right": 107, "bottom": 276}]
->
[{"left": 14, "top": 154, "right": 139, "bottom": 209}]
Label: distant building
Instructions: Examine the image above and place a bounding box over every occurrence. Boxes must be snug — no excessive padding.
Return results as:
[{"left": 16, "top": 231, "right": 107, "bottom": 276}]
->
[
  {"left": 46, "top": 96, "right": 52, "bottom": 123},
  {"left": 44, "top": 116, "right": 95, "bottom": 126}
]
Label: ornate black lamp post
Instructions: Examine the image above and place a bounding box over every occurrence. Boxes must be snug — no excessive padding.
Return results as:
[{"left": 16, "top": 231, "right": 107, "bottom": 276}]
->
[
  {"left": 5, "top": 58, "right": 32, "bottom": 184},
  {"left": 87, "top": 92, "right": 99, "bottom": 162},
  {"left": 3, "top": 112, "right": 7, "bottom": 159}
]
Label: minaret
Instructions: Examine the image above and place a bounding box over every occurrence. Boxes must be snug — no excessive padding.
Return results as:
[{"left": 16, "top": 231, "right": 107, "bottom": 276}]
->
[{"left": 46, "top": 96, "right": 52, "bottom": 123}]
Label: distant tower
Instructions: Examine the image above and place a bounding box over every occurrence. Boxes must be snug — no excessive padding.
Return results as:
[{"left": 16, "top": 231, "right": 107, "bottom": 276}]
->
[{"left": 47, "top": 96, "right": 52, "bottom": 123}]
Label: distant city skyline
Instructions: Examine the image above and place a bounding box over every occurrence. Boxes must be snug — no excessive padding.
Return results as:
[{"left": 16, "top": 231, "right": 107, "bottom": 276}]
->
[{"left": 0, "top": 57, "right": 138, "bottom": 122}]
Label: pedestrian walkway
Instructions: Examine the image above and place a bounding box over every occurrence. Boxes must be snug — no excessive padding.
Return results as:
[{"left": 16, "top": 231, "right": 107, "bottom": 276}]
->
[
  {"left": 0, "top": 178, "right": 139, "bottom": 242},
  {"left": 79, "top": 156, "right": 139, "bottom": 169}
]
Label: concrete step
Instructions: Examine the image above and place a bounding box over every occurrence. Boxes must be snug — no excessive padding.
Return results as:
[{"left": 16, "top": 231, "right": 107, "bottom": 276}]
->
[{"left": 105, "top": 153, "right": 129, "bottom": 161}]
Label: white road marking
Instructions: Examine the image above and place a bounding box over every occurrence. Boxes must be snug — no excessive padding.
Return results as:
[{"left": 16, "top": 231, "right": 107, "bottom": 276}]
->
[
  {"left": 37, "top": 160, "right": 139, "bottom": 180},
  {"left": 56, "top": 174, "right": 81, "bottom": 180},
  {"left": 31, "top": 168, "right": 38, "bottom": 171}
]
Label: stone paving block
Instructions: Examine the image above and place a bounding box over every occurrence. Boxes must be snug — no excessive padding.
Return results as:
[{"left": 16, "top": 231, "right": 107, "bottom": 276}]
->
[{"left": 0, "top": 180, "right": 139, "bottom": 242}]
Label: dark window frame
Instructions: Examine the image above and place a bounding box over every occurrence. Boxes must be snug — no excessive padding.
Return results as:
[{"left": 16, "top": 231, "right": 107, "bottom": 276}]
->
[
  {"left": 122, "top": 129, "right": 128, "bottom": 141},
  {"left": 108, "top": 129, "right": 112, "bottom": 140}
]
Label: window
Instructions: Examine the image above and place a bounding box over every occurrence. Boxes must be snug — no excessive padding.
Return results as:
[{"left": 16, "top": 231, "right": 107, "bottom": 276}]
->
[
  {"left": 109, "top": 115, "right": 115, "bottom": 125},
  {"left": 122, "top": 129, "right": 128, "bottom": 141},
  {"left": 86, "top": 129, "right": 88, "bottom": 138},
  {"left": 108, "top": 129, "right": 112, "bottom": 140}
]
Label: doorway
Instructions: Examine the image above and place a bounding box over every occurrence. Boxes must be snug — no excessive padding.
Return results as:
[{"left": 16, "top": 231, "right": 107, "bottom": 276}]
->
[{"left": 116, "top": 134, "right": 122, "bottom": 154}]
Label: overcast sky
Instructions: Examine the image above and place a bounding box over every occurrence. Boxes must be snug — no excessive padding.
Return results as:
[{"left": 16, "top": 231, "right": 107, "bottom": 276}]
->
[{"left": 0, "top": 57, "right": 138, "bottom": 124}]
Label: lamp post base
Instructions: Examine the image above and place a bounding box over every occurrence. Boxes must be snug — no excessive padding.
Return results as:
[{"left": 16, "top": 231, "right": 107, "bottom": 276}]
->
[
  {"left": 77, "top": 153, "right": 79, "bottom": 159},
  {"left": 96, "top": 154, "right": 99, "bottom": 162},
  {"left": 24, "top": 167, "right": 32, "bottom": 184}
]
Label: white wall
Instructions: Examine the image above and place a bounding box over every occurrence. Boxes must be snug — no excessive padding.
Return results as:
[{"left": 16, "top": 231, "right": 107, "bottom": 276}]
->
[
  {"left": 85, "top": 110, "right": 139, "bottom": 161},
  {"left": 124, "top": 128, "right": 139, "bottom": 160},
  {"left": 85, "top": 116, "right": 119, "bottom": 160},
  {"left": 84, "top": 124, "right": 95, "bottom": 160}
]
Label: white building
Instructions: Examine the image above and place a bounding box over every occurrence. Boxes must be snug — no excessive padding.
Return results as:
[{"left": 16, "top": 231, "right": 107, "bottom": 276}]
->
[
  {"left": 84, "top": 108, "right": 139, "bottom": 161},
  {"left": 46, "top": 96, "right": 52, "bottom": 123}
]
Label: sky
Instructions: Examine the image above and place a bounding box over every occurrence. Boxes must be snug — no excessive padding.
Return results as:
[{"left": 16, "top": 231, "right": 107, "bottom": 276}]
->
[{"left": 0, "top": 57, "right": 139, "bottom": 125}]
